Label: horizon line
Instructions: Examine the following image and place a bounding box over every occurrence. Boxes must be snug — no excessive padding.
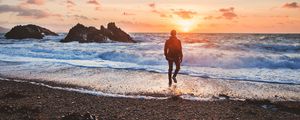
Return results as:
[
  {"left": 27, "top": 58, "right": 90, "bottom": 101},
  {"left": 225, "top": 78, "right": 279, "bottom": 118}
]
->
[
  {"left": 128, "top": 32, "right": 300, "bottom": 34},
  {"left": 1, "top": 32, "right": 300, "bottom": 34}
]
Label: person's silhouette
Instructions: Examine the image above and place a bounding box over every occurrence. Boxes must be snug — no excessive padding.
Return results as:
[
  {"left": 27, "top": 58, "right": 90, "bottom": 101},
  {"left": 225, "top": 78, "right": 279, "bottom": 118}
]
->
[{"left": 164, "top": 30, "right": 183, "bottom": 87}]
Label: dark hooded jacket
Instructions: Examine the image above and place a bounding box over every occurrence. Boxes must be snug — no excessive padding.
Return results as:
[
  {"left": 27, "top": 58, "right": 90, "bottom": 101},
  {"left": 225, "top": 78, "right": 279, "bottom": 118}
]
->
[{"left": 164, "top": 36, "right": 183, "bottom": 60}]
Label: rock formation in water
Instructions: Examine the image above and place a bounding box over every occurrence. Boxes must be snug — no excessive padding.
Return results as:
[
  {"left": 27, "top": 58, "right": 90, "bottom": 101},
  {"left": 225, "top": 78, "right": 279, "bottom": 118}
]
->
[
  {"left": 61, "top": 23, "right": 106, "bottom": 43},
  {"left": 61, "top": 22, "right": 135, "bottom": 43},
  {"left": 101, "top": 22, "right": 134, "bottom": 43},
  {"left": 5, "top": 24, "right": 58, "bottom": 39}
]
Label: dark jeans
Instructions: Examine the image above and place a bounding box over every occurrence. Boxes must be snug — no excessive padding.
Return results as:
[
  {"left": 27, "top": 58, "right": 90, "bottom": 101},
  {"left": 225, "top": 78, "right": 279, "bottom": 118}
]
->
[{"left": 168, "top": 59, "right": 180, "bottom": 80}]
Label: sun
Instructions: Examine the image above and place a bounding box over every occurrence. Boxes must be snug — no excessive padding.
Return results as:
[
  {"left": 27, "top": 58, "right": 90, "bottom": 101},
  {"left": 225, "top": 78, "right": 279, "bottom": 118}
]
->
[
  {"left": 182, "top": 26, "right": 190, "bottom": 32},
  {"left": 176, "top": 19, "right": 195, "bottom": 32}
]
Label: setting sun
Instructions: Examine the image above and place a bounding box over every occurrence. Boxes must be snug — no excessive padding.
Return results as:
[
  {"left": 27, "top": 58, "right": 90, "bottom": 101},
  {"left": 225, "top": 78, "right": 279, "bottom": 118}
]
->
[{"left": 176, "top": 19, "right": 196, "bottom": 32}]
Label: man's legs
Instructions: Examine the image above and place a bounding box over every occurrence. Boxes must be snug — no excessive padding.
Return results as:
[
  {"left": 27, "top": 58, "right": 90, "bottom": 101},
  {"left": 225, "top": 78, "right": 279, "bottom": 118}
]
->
[
  {"left": 172, "top": 59, "right": 180, "bottom": 83},
  {"left": 168, "top": 60, "right": 173, "bottom": 87}
]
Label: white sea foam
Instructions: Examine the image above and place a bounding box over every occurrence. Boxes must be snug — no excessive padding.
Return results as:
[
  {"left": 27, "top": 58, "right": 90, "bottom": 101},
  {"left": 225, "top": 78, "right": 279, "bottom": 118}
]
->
[
  {"left": 0, "top": 33, "right": 299, "bottom": 84},
  {"left": 0, "top": 61, "right": 299, "bottom": 101}
]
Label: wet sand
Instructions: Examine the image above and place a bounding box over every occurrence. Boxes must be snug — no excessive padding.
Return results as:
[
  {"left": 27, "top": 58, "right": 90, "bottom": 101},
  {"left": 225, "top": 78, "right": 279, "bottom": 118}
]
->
[{"left": 0, "top": 79, "right": 299, "bottom": 120}]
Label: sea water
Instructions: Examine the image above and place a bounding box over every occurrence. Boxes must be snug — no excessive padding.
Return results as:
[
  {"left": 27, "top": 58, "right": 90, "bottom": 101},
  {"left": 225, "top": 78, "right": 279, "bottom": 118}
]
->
[{"left": 0, "top": 33, "right": 299, "bottom": 101}]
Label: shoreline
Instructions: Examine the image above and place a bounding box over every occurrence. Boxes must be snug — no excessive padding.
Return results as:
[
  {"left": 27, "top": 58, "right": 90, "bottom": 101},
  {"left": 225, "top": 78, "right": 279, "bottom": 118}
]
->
[
  {"left": 1, "top": 73, "right": 299, "bottom": 101},
  {"left": 1, "top": 64, "right": 300, "bottom": 101},
  {"left": 0, "top": 79, "right": 299, "bottom": 119}
]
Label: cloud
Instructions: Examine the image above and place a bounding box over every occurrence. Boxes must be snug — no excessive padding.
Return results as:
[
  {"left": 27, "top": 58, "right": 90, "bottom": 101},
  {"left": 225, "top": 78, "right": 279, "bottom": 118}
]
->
[
  {"left": 67, "top": 0, "right": 76, "bottom": 6},
  {"left": 73, "top": 15, "right": 89, "bottom": 20},
  {"left": 151, "top": 9, "right": 172, "bottom": 18},
  {"left": 0, "top": 5, "right": 48, "bottom": 18},
  {"left": 71, "top": 15, "right": 98, "bottom": 21},
  {"left": 219, "top": 7, "right": 234, "bottom": 12},
  {"left": 92, "top": 17, "right": 99, "bottom": 20},
  {"left": 204, "top": 7, "right": 238, "bottom": 20},
  {"left": 87, "top": 0, "right": 101, "bottom": 11},
  {"left": 95, "top": 6, "right": 101, "bottom": 11},
  {"left": 123, "top": 12, "right": 135, "bottom": 16},
  {"left": 282, "top": 2, "right": 299, "bottom": 8},
  {"left": 26, "top": 0, "right": 45, "bottom": 5},
  {"left": 147, "top": 3, "right": 171, "bottom": 18},
  {"left": 219, "top": 7, "right": 237, "bottom": 20},
  {"left": 204, "top": 16, "right": 222, "bottom": 20},
  {"left": 270, "top": 15, "right": 289, "bottom": 18},
  {"left": 66, "top": 0, "right": 76, "bottom": 10},
  {"left": 0, "top": 5, "right": 60, "bottom": 19},
  {"left": 18, "top": 0, "right": 45, "bottom": 7},
  {"left": 148, "top": 3, "right": 155, "bottom": 8},
  {"left": 87, "top": 0, "right": 100, "bottom": 5},
  {"left": 159, "top": 13, "right": 172, "bottom": 18},
  {"left": 172, "top": 9, "right": 197, "bottom": 19}
]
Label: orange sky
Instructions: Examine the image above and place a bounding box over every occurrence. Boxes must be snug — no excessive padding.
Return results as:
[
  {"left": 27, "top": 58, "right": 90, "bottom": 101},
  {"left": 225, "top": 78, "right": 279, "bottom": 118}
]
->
[{"left": 0, "top": 0, "right": 300, "bottom": 33}]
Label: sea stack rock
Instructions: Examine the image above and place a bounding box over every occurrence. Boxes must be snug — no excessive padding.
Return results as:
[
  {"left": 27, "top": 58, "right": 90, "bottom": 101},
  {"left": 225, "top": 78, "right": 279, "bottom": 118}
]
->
[
  {"left": 104, "top": 22, "right": 135, "bottom": 43},
  {"left": 5, "top": 24, "right": 58, "bottom": 39},
  {"left": 61, "top": 22, "right": 135, "bottom": 43},
  {"left": 61, "top": 23, "right": 106, "bottom": 43}
]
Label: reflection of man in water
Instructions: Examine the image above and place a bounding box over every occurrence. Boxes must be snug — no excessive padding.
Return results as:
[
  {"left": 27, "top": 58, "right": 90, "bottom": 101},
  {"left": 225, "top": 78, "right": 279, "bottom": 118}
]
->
[{"left": 164, "top": 30, "right": 183, "bottom": 87}]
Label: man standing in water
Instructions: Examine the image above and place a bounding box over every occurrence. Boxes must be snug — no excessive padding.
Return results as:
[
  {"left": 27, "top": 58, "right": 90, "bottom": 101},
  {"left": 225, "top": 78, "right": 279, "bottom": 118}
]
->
[{"left": 164, "top": 30, "right": 183, "bottom": 87}]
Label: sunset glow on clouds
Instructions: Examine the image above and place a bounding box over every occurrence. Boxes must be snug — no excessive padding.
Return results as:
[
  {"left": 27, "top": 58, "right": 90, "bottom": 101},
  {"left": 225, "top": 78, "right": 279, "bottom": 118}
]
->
[{"left": 0, "top": 0, "right": 299, "bottom": 33}]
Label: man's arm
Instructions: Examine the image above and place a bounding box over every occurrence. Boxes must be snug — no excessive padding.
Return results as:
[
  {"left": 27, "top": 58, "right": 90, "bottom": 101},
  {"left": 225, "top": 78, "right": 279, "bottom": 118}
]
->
[
  {"left": 164, "top": 40, "right": 168, "bottom": 60},
  {"left": 179, "top": 40, "right": 183, "bottom": 62}
]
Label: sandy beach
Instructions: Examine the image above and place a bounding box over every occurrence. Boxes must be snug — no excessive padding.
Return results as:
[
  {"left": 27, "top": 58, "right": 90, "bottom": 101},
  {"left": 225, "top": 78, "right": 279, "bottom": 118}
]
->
[{"left": 0, "top": 79, "right": 299, "bottom": 120}]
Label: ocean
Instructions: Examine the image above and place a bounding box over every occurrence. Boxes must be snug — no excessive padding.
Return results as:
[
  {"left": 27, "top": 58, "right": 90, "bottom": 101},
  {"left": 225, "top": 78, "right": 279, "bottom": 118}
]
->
[{"left": 0, "top": 33, "right": 299, "bottom": 101}]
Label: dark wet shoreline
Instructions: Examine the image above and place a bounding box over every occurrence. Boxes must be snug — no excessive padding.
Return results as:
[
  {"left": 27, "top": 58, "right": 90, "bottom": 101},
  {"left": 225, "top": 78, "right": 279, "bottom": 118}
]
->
[{"left": 0, "top": 79, "right": 299, "bottom": 119}]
